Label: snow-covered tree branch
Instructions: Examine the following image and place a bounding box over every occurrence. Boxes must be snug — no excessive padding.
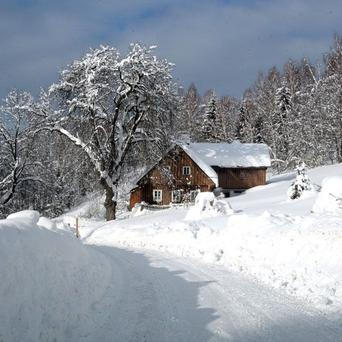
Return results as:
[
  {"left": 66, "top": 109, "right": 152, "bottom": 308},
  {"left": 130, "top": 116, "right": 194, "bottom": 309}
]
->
[
  {"left": 0, "top": 90, "right": 41, "bottom": 207},
  {"left": 35, "top": 44, "right": 177, "bottom": 220}
]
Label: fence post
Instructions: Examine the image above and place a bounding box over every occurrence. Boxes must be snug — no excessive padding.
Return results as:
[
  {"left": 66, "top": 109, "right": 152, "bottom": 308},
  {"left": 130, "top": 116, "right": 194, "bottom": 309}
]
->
[{"left": 75, "top": 217, "right": 80, "bottom": 239}]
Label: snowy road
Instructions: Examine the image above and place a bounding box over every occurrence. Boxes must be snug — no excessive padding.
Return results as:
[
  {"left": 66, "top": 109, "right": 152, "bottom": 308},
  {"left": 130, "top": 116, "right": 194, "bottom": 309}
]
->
[{"left": 85, "top": 246, "right": 342, "bottom": 342}]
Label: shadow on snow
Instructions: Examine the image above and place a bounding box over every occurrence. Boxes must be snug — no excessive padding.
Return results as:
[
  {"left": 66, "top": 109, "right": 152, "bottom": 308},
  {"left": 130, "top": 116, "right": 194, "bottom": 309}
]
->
[
  {"left": 84, "top": 246, "right": 218, "bottom": 342},
  {"left": 84, "top": 246, "right": 341, "bottom": 342}
]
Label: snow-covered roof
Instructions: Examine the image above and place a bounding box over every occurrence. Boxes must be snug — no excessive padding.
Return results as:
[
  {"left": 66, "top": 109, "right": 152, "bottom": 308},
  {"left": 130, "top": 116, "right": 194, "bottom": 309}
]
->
[
  {"left": 180, "top": 142, "right": 271, "bottom": 186},
  {"left": 182, "top": 142, "right": 271, "bottom": 168},
  {"left": 180, "top": 144, "right": 219, "bottom": 186}
]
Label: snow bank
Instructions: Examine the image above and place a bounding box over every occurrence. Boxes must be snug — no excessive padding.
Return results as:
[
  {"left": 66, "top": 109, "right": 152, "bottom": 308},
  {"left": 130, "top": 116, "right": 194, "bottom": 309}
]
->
[
  {"left": 0, "top": 210, "right": 111, "bottom": 342},
  {"left": 38, "top": 216, "right": 58, "bottom": 231},
  {"left": 186, "top": 192, "right": 233, "bottom": 220},
  {"left": 7, "top": 209, "right": 40, "bottom": 224},
  {"left": 312, "top": 176, "right": 342, "bottom": 215}
]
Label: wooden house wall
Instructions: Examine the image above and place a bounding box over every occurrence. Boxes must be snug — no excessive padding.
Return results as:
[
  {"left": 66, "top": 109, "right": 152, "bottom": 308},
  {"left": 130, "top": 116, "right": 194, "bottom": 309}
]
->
[
  {"left": 140, "top": 184, "right": 172, "bottom": 205},
  {"left": 138, "top": 148, "right": 215, "bottom": 206},
  {"left": 214, "top": 167, "right": 266, "bottom": 189},
  {"left": 129, "top": 187, "right": 142, "bottom": 209}
]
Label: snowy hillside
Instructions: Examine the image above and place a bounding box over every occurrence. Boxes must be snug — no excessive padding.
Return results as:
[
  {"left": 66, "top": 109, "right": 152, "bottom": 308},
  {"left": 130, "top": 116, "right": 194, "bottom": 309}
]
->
[{"left": 85, "top": 163, "right": 342, "bottom": 316}]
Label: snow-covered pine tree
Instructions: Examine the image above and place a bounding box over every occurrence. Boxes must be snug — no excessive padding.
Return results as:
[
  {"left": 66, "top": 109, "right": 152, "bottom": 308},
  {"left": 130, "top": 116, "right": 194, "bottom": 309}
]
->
[
  {"left": 288, "top": 162, "right": 312, "bottom": 200},
  {"left": 275, "top": 84, "right": 291, "bottom": 148},
  {"left": 236, "top": 93, "right": 255, "bottom": 143},
  {"left": 253, "top": 117, "right": 264, "bottom": 143},
  {"left": 202, "top": 95, "right": 217, "bottom": 142},
  {"left": 275, "top": 85, "right": 292, "bottom": 114}
]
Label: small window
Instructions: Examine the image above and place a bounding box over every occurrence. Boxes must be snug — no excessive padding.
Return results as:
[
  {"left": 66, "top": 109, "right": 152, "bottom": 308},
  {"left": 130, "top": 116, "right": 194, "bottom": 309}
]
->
[
  {"left": 171, "top": 190, "right": 182, "bottom": 203},
  {"left": 239, "top": 170, "right": 248, "bottom": 180},
  {"left": 183, "top": 166, "right": 191, "bottom": 175},
  {"left": 153, "top": 189, "right": 163, "bottom": 203}
]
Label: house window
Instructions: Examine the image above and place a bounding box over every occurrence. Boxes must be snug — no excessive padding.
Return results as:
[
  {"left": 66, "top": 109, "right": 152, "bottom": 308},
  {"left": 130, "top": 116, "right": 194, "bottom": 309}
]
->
[
  {"left": 171, "top": 190, "right": 182, "bottom": 203},
  {"left": 153, "top": 189, "right": 163, "bottom": 203},
  {"left": 183, "top": 166, "right": 191, "bottom": 175}
]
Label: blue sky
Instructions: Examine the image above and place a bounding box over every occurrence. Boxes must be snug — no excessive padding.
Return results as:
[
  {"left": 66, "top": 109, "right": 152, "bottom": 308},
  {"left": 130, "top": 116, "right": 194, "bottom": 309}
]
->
[{"left": 0, "top": 0, "right": 341, "bottom": 100}]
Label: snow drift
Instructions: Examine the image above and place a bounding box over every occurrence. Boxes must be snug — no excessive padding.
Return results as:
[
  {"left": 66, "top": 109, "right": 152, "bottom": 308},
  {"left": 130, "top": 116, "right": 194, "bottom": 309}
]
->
[
  {"left": 0, "top": 210, "right": 111, "bottom": 342},
  {"left": 312, "top": 176, "right": 342, "bottom": 215},
  {"left": 186, "top": 192, "right": 234, "bottom": 220}
]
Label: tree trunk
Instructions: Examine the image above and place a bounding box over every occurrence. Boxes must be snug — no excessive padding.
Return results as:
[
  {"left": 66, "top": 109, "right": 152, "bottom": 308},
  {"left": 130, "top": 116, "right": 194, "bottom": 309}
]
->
[
  {"left": 102, "top": 180, "right": 117, "bottom": 221},
  {"left": 338, "top": 137, "right": 342, "bottom": 163}
]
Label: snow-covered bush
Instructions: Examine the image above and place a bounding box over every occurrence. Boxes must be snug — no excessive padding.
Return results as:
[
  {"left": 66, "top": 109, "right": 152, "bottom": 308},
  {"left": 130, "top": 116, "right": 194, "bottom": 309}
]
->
[
  {"left": 131, "top": 202, "right": 147, "bottom": 216},
  {"left": 213, "top": 187, "right": 225, "bottom": 199},
  {"left": 312, "top": 176, "right": 342, "bottom": 214},
  {"left": 82, "top": 193, "right": 106, "bottom": 219},
  {"left": 186, "top": 192, "right": 233, "bottom": 220},
  {"left": 287, "top": 162, "right": 313, "bottom": 200}
]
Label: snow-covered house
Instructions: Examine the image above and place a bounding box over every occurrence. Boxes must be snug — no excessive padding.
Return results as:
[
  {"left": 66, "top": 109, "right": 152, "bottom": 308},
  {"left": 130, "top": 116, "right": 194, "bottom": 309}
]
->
[{"left": 129, "top": 142, "right": 271, "bottom": 208}]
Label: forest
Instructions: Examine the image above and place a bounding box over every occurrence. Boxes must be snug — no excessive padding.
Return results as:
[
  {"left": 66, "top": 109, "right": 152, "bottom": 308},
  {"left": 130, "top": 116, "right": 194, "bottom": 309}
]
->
[{"left": 1, "top": 35, "right": 342, "bottom": 220}]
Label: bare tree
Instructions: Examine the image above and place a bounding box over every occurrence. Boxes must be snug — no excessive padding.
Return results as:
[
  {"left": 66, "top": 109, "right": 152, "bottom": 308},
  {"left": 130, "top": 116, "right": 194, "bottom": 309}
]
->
[{"left": 0, "top": 90, "right": 41, "bottom": 207}]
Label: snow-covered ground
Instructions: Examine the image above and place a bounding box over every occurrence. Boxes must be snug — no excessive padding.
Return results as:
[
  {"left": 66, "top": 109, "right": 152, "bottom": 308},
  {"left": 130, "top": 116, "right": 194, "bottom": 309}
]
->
[
  {"left": 84, "top": 163, "right": 342, "bottom": 317},
  {"left": 2, "top": 163, "right": 342, "bottom": 341},
  {"left": 74, "top": 246, "right": 342, "bottom": 341}
]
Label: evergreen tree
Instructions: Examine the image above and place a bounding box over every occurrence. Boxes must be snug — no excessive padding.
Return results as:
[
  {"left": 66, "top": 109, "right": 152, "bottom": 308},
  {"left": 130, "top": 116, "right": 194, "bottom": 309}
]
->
[
  {"left": 275, "top": 85, "right": 292, "bottom": 114},
  {"left": 202, "top": 95, "right": 217, "bottom": 142},
  {"left": 237, "top": 101, "right": 248, "bottom": 141},
  {"left": 236, "top": 90, "right": 256, "bottom": 143},
  {"left": 287, "top": 162, "right": 312, "bottom": 200}
]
